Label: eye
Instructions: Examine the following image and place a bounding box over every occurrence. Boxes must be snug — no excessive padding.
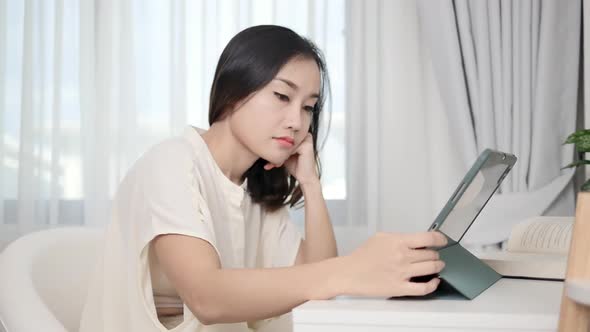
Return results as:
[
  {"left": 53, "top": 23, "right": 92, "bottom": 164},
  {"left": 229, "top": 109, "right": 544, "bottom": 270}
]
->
[
  {"left": 274, "top": 92, "right": 290, "bottom": 102},
  {"left": 303, "top": 105, "right": 315, "bottom": 113}
]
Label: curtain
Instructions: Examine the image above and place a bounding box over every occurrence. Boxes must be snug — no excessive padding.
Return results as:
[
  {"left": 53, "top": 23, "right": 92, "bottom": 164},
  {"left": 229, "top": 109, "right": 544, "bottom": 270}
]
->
[
  {"left": 344, "top": 0, "right": 468, "bottom": 253},
  {"left": 344, "top": 0, "right": 582, "bottom": 251},
  {"left": 417, "top": 0, "right": 581, "bottom": 245},
  {"left": 1, "top": 0, "right": 346, "bottom": 249}
]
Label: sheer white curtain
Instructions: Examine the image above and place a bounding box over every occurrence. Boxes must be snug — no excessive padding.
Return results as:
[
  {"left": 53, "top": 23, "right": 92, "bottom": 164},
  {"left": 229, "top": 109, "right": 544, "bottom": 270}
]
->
[
  {"left": 342, "top": 0, "right": 465, "bottom": 253},
  {"left": 417, "top": 0, "right": 581, "bottom": 245},
  {"left": 1, "top": 0, "right": 346, "bottom": 249},
  {"left": 344, "top": 0, "right": 582, "bottom": 252}
]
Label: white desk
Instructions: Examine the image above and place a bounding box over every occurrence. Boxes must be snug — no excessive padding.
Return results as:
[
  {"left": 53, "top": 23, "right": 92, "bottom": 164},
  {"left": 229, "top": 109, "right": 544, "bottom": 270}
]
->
[{"left": 293, "top": 279, "right": 563, "bottom": 332}]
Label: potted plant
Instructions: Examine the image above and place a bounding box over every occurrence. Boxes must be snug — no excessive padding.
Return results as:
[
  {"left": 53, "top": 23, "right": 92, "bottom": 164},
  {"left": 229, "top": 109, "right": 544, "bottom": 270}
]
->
[
  {"left": 562, "top": 129, "right": 590, "bottom": 191},
  {"left": 558, "top": 129, "right": 590, "bottom": 331}
]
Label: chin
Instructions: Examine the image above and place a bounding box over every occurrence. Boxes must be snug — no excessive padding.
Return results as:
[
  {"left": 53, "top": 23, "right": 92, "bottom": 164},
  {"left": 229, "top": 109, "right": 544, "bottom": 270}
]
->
[
  {"left": 260, "top": 146, "right": 291, "bottom": 165},
  {"left": 260, "top": 154, "right": 287, "bottom": 167},
  {"left": 269, "top": 158, "right": 287, "bottom": 167},
  {"left": 258, "top": 146, "right": 291, "bottom": 166}
]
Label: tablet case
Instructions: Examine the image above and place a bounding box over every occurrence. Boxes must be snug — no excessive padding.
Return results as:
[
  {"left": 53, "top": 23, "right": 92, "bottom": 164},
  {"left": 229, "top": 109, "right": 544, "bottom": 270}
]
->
[
  {"left": 435, "top": 238, "right": 501, "bottom": 299},
  {"left": 427, "top": 149, "right": 516, "bottom": 300}
]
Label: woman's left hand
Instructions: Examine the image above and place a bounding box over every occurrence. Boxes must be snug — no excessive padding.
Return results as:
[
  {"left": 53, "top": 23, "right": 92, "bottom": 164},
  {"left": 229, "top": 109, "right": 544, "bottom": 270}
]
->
[{"left": 264, "top": 133, "right": 319, "bottom": 186}]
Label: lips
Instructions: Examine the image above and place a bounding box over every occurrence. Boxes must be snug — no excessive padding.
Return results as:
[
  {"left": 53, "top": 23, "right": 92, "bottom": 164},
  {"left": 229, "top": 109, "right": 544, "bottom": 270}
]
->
[{"left": 274, "top": 136, "right": 294, "bottom": 147}]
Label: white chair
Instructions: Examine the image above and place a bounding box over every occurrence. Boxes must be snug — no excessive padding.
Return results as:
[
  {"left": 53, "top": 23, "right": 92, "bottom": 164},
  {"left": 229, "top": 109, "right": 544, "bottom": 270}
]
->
[{"left": 0, "top": 227, "right": 103, "bottom": 332}]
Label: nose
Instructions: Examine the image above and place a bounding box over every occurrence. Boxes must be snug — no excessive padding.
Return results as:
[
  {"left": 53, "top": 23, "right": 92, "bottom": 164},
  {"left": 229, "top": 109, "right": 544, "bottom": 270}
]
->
[{"left": 284, "top": 104, "right": 302, "bottom": 131}]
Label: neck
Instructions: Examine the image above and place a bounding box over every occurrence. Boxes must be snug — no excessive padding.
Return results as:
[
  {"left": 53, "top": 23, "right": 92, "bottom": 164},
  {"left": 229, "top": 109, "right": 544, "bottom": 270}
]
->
[{"left": 200, "top": 121, "right": 259, "bottom": 185}]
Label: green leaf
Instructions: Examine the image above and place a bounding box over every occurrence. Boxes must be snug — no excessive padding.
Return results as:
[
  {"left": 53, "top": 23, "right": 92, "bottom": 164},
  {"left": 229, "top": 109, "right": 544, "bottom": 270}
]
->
[
  {"left": 577, "top": 135, "right": 590, "bottom": 152},
  {"left": 564, "top": 129, "right": 590, "bottom": 145},
  {"left": 561, "top": 160, "right": 590, "bottom": 169},
  {"left": 582, "top": 179, "right": 590, "bottom": 192}
]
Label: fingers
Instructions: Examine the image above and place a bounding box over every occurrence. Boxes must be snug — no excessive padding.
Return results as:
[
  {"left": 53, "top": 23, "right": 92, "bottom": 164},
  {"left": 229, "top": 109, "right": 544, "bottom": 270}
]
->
[
  {"left": 264, "top": 163, "right": 282, "bottom": 170},
  {"left": 404, "top": 277, "right": 441, "bottom": 296},
  {"left": 407, "top": 260, "right": 445, "bottom": 279},
  {"left": 403, "top": 232, "right": 448, "bottom": 249},
  {"left": 406, "top": 248, "right": 440, "bottom": 263}
]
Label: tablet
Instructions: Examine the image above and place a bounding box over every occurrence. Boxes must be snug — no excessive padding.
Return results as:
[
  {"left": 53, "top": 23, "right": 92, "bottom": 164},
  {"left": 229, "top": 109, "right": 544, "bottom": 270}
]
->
[{"left": 428, "top": 149, "right": 517, "bottom": 244}]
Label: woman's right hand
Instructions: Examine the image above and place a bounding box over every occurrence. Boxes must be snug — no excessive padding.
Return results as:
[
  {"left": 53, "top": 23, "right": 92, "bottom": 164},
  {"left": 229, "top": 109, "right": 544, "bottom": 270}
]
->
[{"left": 343, "top": 231, "right": 448, "bottom": 297}]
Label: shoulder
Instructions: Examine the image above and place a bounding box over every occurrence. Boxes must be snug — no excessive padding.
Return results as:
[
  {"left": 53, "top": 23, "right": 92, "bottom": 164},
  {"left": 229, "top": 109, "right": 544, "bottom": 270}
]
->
[
  {"left": 142, "top": 136, "right": 195, "bottom": 166},
  {"left": 132, "top": 135, "right": 203, "bottom": 179},
  {"left": 119, "top": 136, "right": 202, "bottom": 193}
]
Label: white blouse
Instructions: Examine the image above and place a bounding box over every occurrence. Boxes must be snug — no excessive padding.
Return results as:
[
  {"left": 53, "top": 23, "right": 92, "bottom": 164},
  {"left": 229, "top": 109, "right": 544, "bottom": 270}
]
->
[{"left": 79, "top": 126, "right": 302, "bottom": 332}]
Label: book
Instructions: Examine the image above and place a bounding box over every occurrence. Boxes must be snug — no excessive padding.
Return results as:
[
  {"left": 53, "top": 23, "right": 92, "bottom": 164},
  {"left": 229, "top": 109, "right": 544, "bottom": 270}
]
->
[{"left": 473, "top": 216, "right": 574, "bottom": 280}]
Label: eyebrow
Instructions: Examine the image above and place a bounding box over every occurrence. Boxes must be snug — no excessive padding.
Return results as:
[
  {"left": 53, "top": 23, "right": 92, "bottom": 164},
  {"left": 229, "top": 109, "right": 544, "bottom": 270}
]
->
[{"left": 274, "top": 78, "right": 320, "bottom": 99}]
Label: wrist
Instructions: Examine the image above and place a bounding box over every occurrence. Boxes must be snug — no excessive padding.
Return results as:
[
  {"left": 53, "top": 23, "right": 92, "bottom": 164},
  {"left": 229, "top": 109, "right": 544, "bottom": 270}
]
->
[
  {"left": 307, "top": 256, "right": 351, "bottom": 300},
  {"left": 299, "top": 179, "right": 322, "bottom": 194}
]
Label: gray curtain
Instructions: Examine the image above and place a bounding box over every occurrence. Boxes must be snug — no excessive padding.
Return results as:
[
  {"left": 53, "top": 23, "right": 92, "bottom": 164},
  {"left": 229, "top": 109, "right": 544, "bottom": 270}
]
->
[{"left": 417, "top": 0, "right": 582, "bottom": 244}]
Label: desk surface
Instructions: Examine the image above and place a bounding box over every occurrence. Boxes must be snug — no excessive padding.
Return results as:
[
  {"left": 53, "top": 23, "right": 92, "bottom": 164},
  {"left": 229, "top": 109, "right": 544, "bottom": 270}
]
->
[{"left": 293, "top": 279, "right": 563, "bottom": 331}]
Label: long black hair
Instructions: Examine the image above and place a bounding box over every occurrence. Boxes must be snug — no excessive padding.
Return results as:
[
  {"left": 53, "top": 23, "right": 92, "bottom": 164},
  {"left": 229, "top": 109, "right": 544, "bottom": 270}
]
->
[{"left": 208, "top": 25, "right": 330, "bottom": 212}]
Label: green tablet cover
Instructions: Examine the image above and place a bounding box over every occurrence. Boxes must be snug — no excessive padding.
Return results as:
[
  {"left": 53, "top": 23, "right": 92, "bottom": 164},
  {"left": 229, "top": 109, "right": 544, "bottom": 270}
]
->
[{"left": 426, "top": 149, "right": 516, "bottom": 300}]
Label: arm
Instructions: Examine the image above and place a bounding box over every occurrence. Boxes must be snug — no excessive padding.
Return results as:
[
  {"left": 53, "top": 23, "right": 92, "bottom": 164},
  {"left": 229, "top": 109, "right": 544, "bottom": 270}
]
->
[
  {"left": 153, "top": 231, "right": 447, "bottom": 325},
  {"left": 295, "top": 180, "right": 338, "bottom": 265},
  {"left": 152, "top": 234, "right": 345, "bottom": 325},
  {"left": 274, "top": 132, "right": 337, "bottom": 265}
]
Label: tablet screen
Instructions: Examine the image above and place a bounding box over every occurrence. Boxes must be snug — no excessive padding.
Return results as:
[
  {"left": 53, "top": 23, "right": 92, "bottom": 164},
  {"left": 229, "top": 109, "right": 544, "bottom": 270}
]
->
[{"left": 431, "top": 150, "right": 516, "bottom": 242}]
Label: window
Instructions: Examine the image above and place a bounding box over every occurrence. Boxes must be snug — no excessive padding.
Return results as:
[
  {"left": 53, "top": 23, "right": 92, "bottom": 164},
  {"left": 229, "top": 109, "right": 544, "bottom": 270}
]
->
[{"left": 2, "top": 0, "right": 346, "bottom": 228}]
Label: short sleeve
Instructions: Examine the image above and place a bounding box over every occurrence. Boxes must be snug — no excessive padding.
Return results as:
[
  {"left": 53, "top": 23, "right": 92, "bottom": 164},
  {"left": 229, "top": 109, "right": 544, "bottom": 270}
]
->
[
  {"left": 139, "top": 139, "right": 218, "bottom": 255},
  {"left": 262, "top": 207, "right": 303, "bottom": 268}
]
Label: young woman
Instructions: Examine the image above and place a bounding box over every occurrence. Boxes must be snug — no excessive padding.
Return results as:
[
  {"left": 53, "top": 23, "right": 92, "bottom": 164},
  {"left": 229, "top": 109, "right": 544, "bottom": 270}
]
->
[{"left": 79, "top": 25, "right": 447, "bottom": 332}]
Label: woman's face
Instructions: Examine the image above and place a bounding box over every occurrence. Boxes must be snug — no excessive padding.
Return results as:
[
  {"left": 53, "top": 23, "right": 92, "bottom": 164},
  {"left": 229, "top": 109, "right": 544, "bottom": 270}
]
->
[{"left": 228, "top": 56, "right": 321, "bottom": 166}]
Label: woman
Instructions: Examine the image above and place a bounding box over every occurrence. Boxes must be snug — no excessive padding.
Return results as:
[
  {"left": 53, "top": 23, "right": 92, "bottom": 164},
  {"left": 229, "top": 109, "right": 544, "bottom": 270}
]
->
[{"left": 79, "top": 25, "right": 446, "bottom": 332}]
